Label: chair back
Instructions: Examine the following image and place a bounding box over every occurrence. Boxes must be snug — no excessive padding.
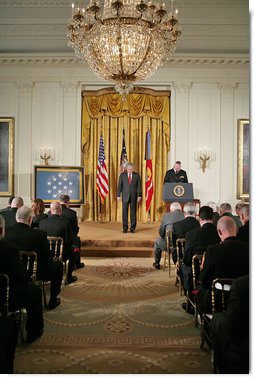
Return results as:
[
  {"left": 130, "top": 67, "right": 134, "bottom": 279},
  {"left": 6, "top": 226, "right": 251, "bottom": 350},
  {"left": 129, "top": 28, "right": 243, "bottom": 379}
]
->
[
  {"left": 166, "top": 229, "right": 173, "bottom": 250},
  {"left": 19, "top": 251, "right": 37, "bottom": 283},
  {"left": 211, "top": 278, "right": 233, "bottom": 314},
  {"left": 47, "top": 236, "right": 64, "bottom": 261},
  {"left": 176, "top": 238, "right": 186, "bottom": 262},
  {"left": 192, "top": 253, "right": 203, "bottom": 289},
  {"left": 0, "top": 273, "right": 9, "bottom": 317}
]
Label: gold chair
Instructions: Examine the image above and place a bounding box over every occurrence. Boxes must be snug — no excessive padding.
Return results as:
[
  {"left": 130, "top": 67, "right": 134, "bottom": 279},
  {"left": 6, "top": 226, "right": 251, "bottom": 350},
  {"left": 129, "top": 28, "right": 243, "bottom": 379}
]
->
[
  {"left": 47, "top": 236, "right": 64, "bottom": 261},
  {"left": 188, "top": 253, "right": 203, "bottom": 327},
  {"left": 19, "top": 251, "right": 37, "bottom": 283},
  {"left": 175, "top": 238, "right": 186, "bottom": 296},
  {"left": 18, "top": 251, "right": 38, "bottom": 342},
  {"left": 200, "top": 278, "right": 233, "bottom": 352},
  {"left": 45, "top": 237, "right": 66, "bottom": 303},
  {"left": 162, "top": 229, "right": 172, "bottom": 277},
  {"left": 0, "top": 273, "right": 9, "bottom": 317}
]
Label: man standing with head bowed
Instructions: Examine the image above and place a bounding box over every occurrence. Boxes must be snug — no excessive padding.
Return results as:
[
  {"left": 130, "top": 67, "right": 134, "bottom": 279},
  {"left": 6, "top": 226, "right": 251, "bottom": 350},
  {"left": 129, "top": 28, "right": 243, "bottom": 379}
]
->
[
  {"left": 117, "top": 162, "right": 142, "bottom": 233},
  {"left": 164, "top": 161, "right": 188, "bottom": 183}
]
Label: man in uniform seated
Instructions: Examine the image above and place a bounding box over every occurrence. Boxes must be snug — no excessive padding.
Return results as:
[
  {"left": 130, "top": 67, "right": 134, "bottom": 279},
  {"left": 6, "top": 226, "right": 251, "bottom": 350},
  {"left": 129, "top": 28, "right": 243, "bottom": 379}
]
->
[
  {"left": 4, "top": 206, "right": 63, "bottom": 310},
  {"left": 152, "top": 202, "right": 184, "bottom": 269},
  {"left": 197, "top": 216, "right": 249, "bottom": 314},
  {"left": 0, "top": 215, "right": 44, "bottom": 345},
  {"left": 171, "top": 202, "right": 200, "bottom": 264},
  {"left": 59, "top": 194, "right": 84, "bottom": 269},
  {"left": 39, "top": 201, "right": 77, "bottom": 284},
  {"left": 181, "top": 206, "right": 220, "bottom": 313}
]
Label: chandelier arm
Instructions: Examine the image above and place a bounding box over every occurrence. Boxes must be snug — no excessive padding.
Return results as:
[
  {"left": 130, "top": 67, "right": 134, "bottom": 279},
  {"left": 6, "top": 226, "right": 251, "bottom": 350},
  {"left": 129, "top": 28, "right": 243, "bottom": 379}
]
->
[{"left": 130, "top": 34, "right": 153, "bottom": 77}]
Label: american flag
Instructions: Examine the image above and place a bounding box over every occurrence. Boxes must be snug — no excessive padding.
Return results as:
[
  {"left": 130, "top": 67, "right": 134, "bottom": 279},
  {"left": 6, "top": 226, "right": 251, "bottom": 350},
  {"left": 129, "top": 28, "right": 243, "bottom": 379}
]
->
[
  {"left": 120, "top": 129, "right": 128, "bottom": 171},
  {"left": 96, "top": 133, "right": 109, "bottom": 203}
]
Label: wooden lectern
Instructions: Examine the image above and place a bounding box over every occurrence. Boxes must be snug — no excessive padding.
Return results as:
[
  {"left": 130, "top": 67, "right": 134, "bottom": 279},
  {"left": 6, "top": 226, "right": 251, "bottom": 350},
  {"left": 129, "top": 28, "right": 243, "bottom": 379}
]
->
[{"left": 162, "top": 183, "right": 200, "bottom": 212}]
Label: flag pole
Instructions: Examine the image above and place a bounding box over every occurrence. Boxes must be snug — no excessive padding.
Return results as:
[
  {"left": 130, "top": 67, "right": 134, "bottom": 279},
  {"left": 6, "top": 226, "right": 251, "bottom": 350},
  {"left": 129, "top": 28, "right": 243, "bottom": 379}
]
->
[{"left": 96, "top": 123, "right": 108, "bottom": 223}]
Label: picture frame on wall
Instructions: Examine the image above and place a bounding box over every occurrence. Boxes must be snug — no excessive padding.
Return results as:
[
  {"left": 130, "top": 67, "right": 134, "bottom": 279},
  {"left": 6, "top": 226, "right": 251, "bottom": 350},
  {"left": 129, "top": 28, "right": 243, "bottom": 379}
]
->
[
  {"left": 0, "top": 117, "right": 14, "bottom": 196},
  {"left": 237, "top": 119, "right": 249, "bottom": 200},
  {"left": 34, "top": 165, "right": 85, "bottom": 205}
]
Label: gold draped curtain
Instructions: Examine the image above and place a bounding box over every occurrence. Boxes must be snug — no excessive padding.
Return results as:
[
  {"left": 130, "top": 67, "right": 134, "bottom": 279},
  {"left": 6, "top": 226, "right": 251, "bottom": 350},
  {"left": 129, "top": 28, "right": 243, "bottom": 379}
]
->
[{"left": 81, "top": 88, "right": 170, "bottom": 222}]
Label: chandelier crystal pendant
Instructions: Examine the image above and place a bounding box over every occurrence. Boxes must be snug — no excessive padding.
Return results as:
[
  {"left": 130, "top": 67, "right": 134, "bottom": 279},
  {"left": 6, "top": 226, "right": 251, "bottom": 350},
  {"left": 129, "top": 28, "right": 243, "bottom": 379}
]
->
[{"left": 67, "top": 0, "right": 182, "bottom": 95}]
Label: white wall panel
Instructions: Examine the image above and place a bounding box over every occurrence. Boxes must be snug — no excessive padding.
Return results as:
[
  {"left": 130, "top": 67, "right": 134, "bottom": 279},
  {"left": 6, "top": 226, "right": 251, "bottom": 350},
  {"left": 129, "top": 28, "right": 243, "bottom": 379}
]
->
[
  {"left": 188, "top": 83, "right": 221, "bottom": 204},
  {"left": 32, "top": 82, "right": 62, "bottom": 166}
]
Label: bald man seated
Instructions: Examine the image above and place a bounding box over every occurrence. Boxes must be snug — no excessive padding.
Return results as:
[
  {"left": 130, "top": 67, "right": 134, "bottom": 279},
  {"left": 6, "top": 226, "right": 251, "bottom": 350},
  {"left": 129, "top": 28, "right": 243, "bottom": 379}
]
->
[
  {"left": 197, "top": 216, "right": 249, "bottom": 314},
  {"left": 39, "top": 201, "right": 77, "bottom": 284}
]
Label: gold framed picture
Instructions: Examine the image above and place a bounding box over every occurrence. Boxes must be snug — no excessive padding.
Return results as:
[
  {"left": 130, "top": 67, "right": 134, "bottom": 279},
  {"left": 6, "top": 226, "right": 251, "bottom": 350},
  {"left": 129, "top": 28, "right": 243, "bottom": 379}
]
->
[
  {"left": 0, "top": 117, "right": 14, "bottom": 196},
  {"left": 34, "top": 165, "right": 85, "bottom": 205},
  {"left": 237, "top": 119, "right": 249, "bottom": 200}
]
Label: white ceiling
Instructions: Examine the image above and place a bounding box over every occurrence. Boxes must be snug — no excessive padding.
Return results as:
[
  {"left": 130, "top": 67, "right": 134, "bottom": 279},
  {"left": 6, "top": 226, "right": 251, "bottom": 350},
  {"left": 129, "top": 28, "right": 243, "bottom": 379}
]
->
[{"left": 0, "top": 0, "right": 249, "bottom": 57}]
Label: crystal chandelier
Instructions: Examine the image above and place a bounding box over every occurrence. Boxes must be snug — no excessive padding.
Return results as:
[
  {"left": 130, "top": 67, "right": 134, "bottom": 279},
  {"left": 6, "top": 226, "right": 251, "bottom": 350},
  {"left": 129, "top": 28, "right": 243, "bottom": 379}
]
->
[{"left": 67, "top": 0, "right": 182, "bottom": 95}]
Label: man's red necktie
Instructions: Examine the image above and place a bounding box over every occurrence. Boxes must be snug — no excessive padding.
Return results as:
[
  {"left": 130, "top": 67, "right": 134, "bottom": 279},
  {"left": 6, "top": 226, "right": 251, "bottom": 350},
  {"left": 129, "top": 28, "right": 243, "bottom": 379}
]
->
[{"left": 128, "top": 174, "right": 132, "bottom": 185}]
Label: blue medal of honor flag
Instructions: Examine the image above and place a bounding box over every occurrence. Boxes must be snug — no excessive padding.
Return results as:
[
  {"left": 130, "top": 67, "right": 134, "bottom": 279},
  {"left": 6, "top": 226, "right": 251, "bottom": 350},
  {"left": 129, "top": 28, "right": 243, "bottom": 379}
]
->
[{"left": 35, "top": 166, "right": 84, "bottom": 205}]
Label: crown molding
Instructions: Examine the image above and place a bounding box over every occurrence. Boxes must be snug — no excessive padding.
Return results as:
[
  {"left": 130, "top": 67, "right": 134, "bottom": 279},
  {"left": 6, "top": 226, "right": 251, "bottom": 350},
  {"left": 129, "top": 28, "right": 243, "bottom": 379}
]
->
[
  {"left": 0, "top": 53, "right": 248, "bottom": 67},
  {"left": 0, "top": 0, "right": 247, "bottom": 8}
]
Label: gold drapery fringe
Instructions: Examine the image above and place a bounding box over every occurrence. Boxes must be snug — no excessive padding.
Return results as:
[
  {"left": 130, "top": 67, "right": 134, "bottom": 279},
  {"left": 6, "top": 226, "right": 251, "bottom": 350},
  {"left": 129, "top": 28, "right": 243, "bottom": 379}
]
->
[{"left": 81, "top": 89, "right": 170, "bottom": 222}]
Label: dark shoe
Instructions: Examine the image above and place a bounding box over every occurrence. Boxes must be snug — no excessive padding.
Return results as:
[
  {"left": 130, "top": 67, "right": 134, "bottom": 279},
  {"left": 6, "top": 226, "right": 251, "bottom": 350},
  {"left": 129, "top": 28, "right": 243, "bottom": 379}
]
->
[
  {"left": 76, "top": 262, "right": 85, "bottom": 269},
  {"left": 130, "top": 229, "right": 135, "bottom": 233},
  {"left": 153, "top": 262, "right": 160, "bottom": 270},
  {"left": 48, "top": 297, "right": 61, "bottom": 310},
  {"left": 123, "top": 230, "right": 128, "bottom": 233},
  {"left": 182, "top": 302, "right": 195, "bottom": 315},
  {"left": 26, "top": 328, "right": 43, "bottom": 343},
  {"left": 65, "top": 275, "right": 78, "bottom": 285}
]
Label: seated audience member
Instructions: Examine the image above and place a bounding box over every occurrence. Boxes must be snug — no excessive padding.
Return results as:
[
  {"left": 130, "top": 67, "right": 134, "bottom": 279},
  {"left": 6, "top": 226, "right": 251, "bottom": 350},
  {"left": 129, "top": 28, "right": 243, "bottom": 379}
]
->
[
  {"left": 59, "top": 194, "right": 84, "bottom": 269},
  {"left": 235, "top": 201, "right": 247, "bottom": 217},
  {"left": 171, "top": 202, "right": 200, "bottom": 264},
  {"left": 4, "top": 205, "right": 63, "bottom": 310},
  {"left": 210, "top": 275, "right": 249, "bottom": 373},
  {"left": 0, "top": 304, "right": 18, "bottom": 374},
  {"left": 218, "top": 202, "right": 242, "bottom": 228},
  {"left": 153, "top": 202, "right": 184, "bottom": 269},
  {"left": 181, "top": 206, "right": 220, "bottom": 312},
  {"left": 31, "top": 198, "right": 48, "bottom": 228},
  {"left": 39, "top": 201, "right": 77, "bottom": 284},
  {"left": 206, "top": 201, "right": 220, "bottom": 225},
  {"left": 197, "top": 216, "right": 249, "bottom": 314},
  {"left": 0, "top": 215, "right": 44, "bottom": 343},
  {"left": 1, "top": 197, "right": 23, "bottom": 228},
  {"left": 0, "top": 196, "right": 15, "bottom": 213},
  {"left": 237, "top": 204, "right": 249, "bottom": 244}
]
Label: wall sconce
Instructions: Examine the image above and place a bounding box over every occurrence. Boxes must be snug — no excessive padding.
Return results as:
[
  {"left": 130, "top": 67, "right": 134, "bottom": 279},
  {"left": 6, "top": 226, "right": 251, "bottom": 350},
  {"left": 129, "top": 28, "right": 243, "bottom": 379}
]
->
[
  {"left": 195, "top": 149, "right": 214, "bottom": 173},
  {"left": 40, "top": 146, "right": 53, "bottom": 165}
]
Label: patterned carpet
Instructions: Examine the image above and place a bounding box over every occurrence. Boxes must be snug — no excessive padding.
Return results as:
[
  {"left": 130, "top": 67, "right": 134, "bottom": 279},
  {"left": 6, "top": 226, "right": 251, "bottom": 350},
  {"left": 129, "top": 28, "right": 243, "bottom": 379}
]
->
[{"left": 14, "top": 257, "right": 213, "bottom": 374}]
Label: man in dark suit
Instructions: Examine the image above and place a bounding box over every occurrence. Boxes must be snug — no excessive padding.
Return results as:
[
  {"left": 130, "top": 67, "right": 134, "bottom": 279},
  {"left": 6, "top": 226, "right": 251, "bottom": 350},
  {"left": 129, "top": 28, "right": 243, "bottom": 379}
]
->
[
  {"left": 0, "top": 196, "right": 14, "bottom": 213},
  {"left": 197, "top": 216, "right": 249, "bottom": 314},
  {"left": 153, "top": 202, "right": 184, "bottom": 269},
  {"left": 39, "top": 201, "right": 77, "bottom": 284},
  {"left": 4, "top": 205, "right": 63, "bottom": 310},
  {"left": 1, "top": 196, "right": 23, "bottom": 228},
  {"left": 181, "top": 206, "right": 220, "bottom": 312},
  {"left": 0, "top": 215, "right": 44, "bottom": 344},
  {"left": 59, "top": 194, "right": 84, "bottom": 269},
  {"left": 163, "top": 161, "right": 188, "bottom": 183},
  {"left": 117, "top": 162, "right": 142, "bottom": 233},
  {"left": 183, "top": 206, "right": 220, "bottom": 267},
  {"left": 237, "top": 204, "right": 249, "bottom": 244},
  {"left": 210, "top": 275, "right": 249, "bottom": 373},
  {"left": 171, "top": 202, "right": 200, "bottom": 263}
]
